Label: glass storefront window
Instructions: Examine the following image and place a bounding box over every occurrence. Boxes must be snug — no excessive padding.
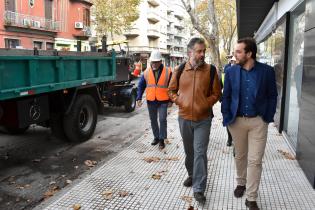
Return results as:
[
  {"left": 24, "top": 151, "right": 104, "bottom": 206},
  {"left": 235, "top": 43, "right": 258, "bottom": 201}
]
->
[{"left": 283, "top": 7, "right": 305, "bottom": 149}]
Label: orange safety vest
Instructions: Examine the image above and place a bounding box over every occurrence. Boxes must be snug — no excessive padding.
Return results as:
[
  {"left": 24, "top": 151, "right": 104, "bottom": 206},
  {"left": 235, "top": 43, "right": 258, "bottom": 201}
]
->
[{"left": 144, "top": 66, "right": 171, "bottom": 101}]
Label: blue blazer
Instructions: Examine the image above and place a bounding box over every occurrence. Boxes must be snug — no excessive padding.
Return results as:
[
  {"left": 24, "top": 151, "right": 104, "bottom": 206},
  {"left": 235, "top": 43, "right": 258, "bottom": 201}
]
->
[{"left": 221, "top": 61, "right": 278, "bottom": 126}]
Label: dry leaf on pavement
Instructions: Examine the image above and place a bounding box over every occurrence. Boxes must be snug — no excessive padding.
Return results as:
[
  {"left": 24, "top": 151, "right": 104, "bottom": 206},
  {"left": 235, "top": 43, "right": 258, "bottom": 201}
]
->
[
  {"left": 73, "top": 204, "right": 81, "bottom": 210},
  {"left": 84, "top": 160, "right": 97, "bottom": 167},
  {"left": 102, "top": 190, "right": 113, "bottom": 200},
  {"left": 277, "top": 149, "right": 295, "bottom": 160},
  {"left": 44, "top": 186, "right": 60, "bottom": 199},
  {"left": 151, "top": 174, "right": 162, "bottom": 180},
  {"left": 181, "top": 195, "right": 193, "bottom": 203},
  {"left": 143, "top": 157, "right": 160, "bottom": 163},
  {"left": 165, "top": 139, "right": 171, "bottom": 144},
  {"left": 164, "top": 157, "right": 180, "bottom": 161},
  {"left": 118, "top": 191, "right": 129, "bottom": 197}
]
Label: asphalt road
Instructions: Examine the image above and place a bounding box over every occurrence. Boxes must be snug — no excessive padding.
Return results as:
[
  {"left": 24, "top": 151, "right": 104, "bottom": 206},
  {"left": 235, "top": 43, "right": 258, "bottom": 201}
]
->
[{"left": 0, "top": 96, "right": 153, "bottom": 210}]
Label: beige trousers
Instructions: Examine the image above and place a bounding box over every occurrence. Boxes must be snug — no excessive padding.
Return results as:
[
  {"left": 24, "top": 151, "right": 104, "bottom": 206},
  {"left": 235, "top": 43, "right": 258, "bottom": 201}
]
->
[{"left": 228, "top": 116, "right": 268, "bottom": 201}]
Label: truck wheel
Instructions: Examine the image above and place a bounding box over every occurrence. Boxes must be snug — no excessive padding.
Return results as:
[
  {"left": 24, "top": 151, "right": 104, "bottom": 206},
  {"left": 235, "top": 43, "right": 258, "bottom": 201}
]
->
[
  {"left": 63, "top": 94, "right": 97, "bottom": 142},
  {"left": 124, "top": 89, "right": 136, "bottom": 112},
  {"left": 5, "top": 126, "right": 29, "bottom": 135}
]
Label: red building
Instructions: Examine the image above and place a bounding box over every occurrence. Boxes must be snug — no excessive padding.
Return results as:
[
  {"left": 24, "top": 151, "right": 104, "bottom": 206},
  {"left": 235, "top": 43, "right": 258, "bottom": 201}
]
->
[{"left": 0, "top": 0, "right": 92, "bottom": 50}]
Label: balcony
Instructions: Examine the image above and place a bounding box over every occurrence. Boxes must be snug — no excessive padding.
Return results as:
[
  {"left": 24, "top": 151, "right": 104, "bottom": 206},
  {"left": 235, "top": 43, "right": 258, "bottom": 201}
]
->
[
  {"left": 4, "top": 11, "right": 61, "bottom": 32},
  {"left": 174, "top": 12, "right": 184, "bottom": 20},
  {"left": 170, "top": 50, "right": 185, "bottom": 57},
  {"left": 70, "top": 0, "right": 93, "bottom": 6},
  {"left": 147, "top": 27, "right": 160, "bottom": 39},
  {"left": 147, "top": 0, "right": 159, "bottom": 7},
  {"left": 167, "top": 39, "right": 175, "bottom": 46},
  {"left": 74, "top": 25, "right": 92, "bottom": 40},
  {"left": 147, "top": 9, "right": 160, "bottom": 23},
  {"left": 174, "top": 31, "right": 185, "bottom": 38},
  {"left": 174, "top": 21, "right": 184, "bottom": 29},
  {"left": 123, "top": 27, "right": 140, "bottom": 37}
]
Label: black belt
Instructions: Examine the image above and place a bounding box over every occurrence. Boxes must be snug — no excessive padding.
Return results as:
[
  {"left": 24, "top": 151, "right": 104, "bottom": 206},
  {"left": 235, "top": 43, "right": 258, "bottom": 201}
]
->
[{"left": 237, "top": 114, "right": 257, "bottom": 118}]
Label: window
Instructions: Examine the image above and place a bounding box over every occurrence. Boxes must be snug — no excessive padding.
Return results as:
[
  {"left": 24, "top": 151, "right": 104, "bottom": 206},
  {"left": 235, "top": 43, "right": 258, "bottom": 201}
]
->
[
  {"left": 83, "top": 8, "right": 90, "bottom": 27},
  {"left": 5, "top": 38, "right": 20, "bottom": 48},
  {"left": 46, "top": 42, "right": 54, "bottom": 50},
  {"left": 34, "top": 41, "right": 43, "bottom": 49}
]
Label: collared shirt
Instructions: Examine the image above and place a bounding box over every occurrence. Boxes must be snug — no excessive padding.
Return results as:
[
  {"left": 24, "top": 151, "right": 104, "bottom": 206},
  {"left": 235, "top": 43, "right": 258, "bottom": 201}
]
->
[{"left": 237, "top": 66, "right": 258, "bottom": 117}]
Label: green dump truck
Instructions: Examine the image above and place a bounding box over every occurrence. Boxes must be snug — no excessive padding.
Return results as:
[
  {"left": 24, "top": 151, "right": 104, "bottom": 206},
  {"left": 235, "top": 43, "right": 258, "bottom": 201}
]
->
[{"left": 0, "top": 48, "right": 137, "bottom": 142}]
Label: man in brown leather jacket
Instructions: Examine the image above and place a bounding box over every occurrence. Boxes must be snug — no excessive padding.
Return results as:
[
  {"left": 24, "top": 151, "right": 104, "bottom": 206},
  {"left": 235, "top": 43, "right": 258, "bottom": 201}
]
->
[{"left": 168, "top": 37, "right": 221, "bottom": 204}]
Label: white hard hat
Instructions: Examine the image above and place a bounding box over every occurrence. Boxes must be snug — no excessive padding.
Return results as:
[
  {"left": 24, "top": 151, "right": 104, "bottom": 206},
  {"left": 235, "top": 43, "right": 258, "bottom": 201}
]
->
[{"left": 149, "top": 50, "right": 162, "bottom": 62}]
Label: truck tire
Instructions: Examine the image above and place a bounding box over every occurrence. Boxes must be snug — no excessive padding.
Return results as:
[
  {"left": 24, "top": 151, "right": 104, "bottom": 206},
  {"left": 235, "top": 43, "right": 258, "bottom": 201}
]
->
[
  {"left": 63, "top": 94, "right": 97, "bottom": 142},
  {"left": 5, "top": 126, "right": 29, "bottom": 135},
  {"left": 124, "top": 89, "right": 136, "bottom": 112}
]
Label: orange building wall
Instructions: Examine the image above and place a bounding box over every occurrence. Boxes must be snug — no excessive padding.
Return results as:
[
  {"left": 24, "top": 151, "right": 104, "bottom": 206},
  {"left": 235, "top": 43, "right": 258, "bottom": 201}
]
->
[{"left": 0, "top": 0, "right": 92, "bottom": 49}]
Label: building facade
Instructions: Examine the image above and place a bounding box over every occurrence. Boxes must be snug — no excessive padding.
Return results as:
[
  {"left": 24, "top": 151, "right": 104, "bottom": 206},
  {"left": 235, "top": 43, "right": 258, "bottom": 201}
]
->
[
  {"left": 237, "top": 0, "right": 315, "bottom": 188},
  {"left": 109, "top": 0, "right": 189, "bottom": 69},
  {"left": 0, "top": 0, "right": 92, "bottom": 51}
]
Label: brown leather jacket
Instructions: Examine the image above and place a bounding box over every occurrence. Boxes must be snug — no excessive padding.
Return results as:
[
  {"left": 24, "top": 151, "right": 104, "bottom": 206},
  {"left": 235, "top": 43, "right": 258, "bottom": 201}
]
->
[{"left": 168, "top": 62, "right": 221, "bottom": 121}]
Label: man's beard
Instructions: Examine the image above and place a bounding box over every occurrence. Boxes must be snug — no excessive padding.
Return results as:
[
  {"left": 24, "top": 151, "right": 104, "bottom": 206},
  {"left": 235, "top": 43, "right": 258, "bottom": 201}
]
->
[{"left": 196, "top": 58, "right": 205, "bottom": 67}]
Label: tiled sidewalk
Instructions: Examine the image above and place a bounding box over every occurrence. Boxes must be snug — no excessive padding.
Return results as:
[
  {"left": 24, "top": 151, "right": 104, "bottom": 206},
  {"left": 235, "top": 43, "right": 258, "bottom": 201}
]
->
[{"left": 36, "top": 104, "right": 315, "bottom": 210}]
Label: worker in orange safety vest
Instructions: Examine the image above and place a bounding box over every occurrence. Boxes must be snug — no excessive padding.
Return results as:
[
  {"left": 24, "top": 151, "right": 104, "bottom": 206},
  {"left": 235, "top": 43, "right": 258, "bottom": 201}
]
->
[{"left": 136, "top": 50, "right": 172, "bottom": 149}]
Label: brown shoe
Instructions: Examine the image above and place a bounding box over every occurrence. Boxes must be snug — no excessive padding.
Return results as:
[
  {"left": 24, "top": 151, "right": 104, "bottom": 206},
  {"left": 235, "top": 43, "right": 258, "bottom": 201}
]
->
[
  {"left": 245, "top": 199, "right": 260, "bottom": 210},
  {"left": 234, "top": 185, "right": 246, "bottom": 198}
]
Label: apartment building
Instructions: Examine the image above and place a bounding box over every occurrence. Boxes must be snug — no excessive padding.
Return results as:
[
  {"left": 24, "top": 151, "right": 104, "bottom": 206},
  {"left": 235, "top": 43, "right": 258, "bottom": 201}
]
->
[
  {"left": 165, "top": 0, "right": 188, "bottom": 68},
  {"left": 0, "top": 0, "right": 92, "bottom": 51},
  {"left": 108, "top": 0, "right": 189, "bottom": 69}
]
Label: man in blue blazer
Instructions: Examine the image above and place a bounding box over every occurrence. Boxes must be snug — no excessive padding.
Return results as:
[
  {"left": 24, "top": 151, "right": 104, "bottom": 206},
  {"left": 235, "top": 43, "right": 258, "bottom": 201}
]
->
[{"left": 221, "top": 37, "right": 277, "bottom": 210}]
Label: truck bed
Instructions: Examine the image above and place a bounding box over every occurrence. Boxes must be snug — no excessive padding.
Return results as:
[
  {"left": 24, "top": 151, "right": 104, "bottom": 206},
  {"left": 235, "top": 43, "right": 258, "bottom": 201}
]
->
[{"left": 0, "top": 49, "right": 116, "bottom": 101}]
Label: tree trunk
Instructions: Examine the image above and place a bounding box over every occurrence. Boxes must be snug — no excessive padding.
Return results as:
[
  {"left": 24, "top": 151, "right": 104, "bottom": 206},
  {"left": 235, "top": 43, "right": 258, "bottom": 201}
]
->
[{"left": 181, "top": 0, "right": 222, "bottom": 70}]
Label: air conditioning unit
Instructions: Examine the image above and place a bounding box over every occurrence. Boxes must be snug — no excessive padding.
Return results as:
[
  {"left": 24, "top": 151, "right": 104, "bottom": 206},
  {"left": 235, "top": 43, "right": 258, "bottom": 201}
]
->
[
  {"left": 74, "top": 22, "right": 83, "bottom": 29},
  {"left": 32, "top": 20, "right": 41, "bottom": 28},
  {"left": 23, "top": 19, "right": 31, "bottom": 26}
]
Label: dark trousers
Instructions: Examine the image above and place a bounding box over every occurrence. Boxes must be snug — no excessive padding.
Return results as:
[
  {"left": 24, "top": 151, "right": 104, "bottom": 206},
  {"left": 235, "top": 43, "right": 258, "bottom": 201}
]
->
[{"left": 147, "top": 102, "right": 168, "bottom": 140}]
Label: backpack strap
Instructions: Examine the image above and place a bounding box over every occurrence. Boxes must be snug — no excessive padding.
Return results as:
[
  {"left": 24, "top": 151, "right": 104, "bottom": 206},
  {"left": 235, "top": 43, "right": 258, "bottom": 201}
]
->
[
  {"left": 209, "top": 64, "right": 216, "bottom": 92},
  {"left": 176, "top": 62, "right": 186, "bottom": 88}
]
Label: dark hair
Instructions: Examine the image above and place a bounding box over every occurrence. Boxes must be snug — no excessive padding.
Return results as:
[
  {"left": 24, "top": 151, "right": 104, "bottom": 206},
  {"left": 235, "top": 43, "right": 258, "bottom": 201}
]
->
[
  {"left": 237, "top": 37, "right": 257, "bottom": 59},
  {"left": 187, "top": 37, "right": 206, "bottom": 50}
]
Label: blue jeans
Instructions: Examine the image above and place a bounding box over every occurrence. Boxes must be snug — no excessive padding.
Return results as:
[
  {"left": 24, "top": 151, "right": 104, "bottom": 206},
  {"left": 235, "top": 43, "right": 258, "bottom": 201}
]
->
[
  {"left": 147, "top": 102, "right": 168, "bottom": 140},
  {"left": 179, "top": 116, "right": 212, "bottom": 193}
]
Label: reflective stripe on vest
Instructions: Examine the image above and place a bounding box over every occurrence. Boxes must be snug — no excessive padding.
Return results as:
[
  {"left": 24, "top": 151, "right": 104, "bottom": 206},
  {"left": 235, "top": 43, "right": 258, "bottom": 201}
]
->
[{"left": 144, "top": 66, "right": 171, "bottom": 101}]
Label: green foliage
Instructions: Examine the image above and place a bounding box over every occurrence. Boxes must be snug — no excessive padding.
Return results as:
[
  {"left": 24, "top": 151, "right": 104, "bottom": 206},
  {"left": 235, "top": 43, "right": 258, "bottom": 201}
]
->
[{"left": 92, "top": 0, "right": 140, "bottom": 37}]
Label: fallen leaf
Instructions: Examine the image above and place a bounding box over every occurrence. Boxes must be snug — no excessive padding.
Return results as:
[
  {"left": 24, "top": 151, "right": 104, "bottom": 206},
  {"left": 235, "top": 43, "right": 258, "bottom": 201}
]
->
[
  {"left": 84, "top": 160, "right": 97, "bottom": 167},
  {"left": 118, "top": 191, "right": 129, "bottom": 197},
  {"left": 277, "top": 149, "right": 295, "bottom": 160},
  {"left": 102, "top": 190, "right": 113, "bottom": 200},
  {"left": 143, "top": 157, "right": 160, "bottom": 163},
  {"left": 73, "top": 204, "right": 81, "bottom": 210},
  {"left": 44, "top": 186, "right": 60, "bottom": 199},
  {"left": 164, "top": 157, "right": 180, "bottom": 161},
  {"left": 181, "top": 195, "right": 193, "bottom": 203},
  {"left": 165, "top": 139, "right": 171, "bottom": 144},
  {"left": 151, "top": 174, "right": 162, "bottom": 180}
]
